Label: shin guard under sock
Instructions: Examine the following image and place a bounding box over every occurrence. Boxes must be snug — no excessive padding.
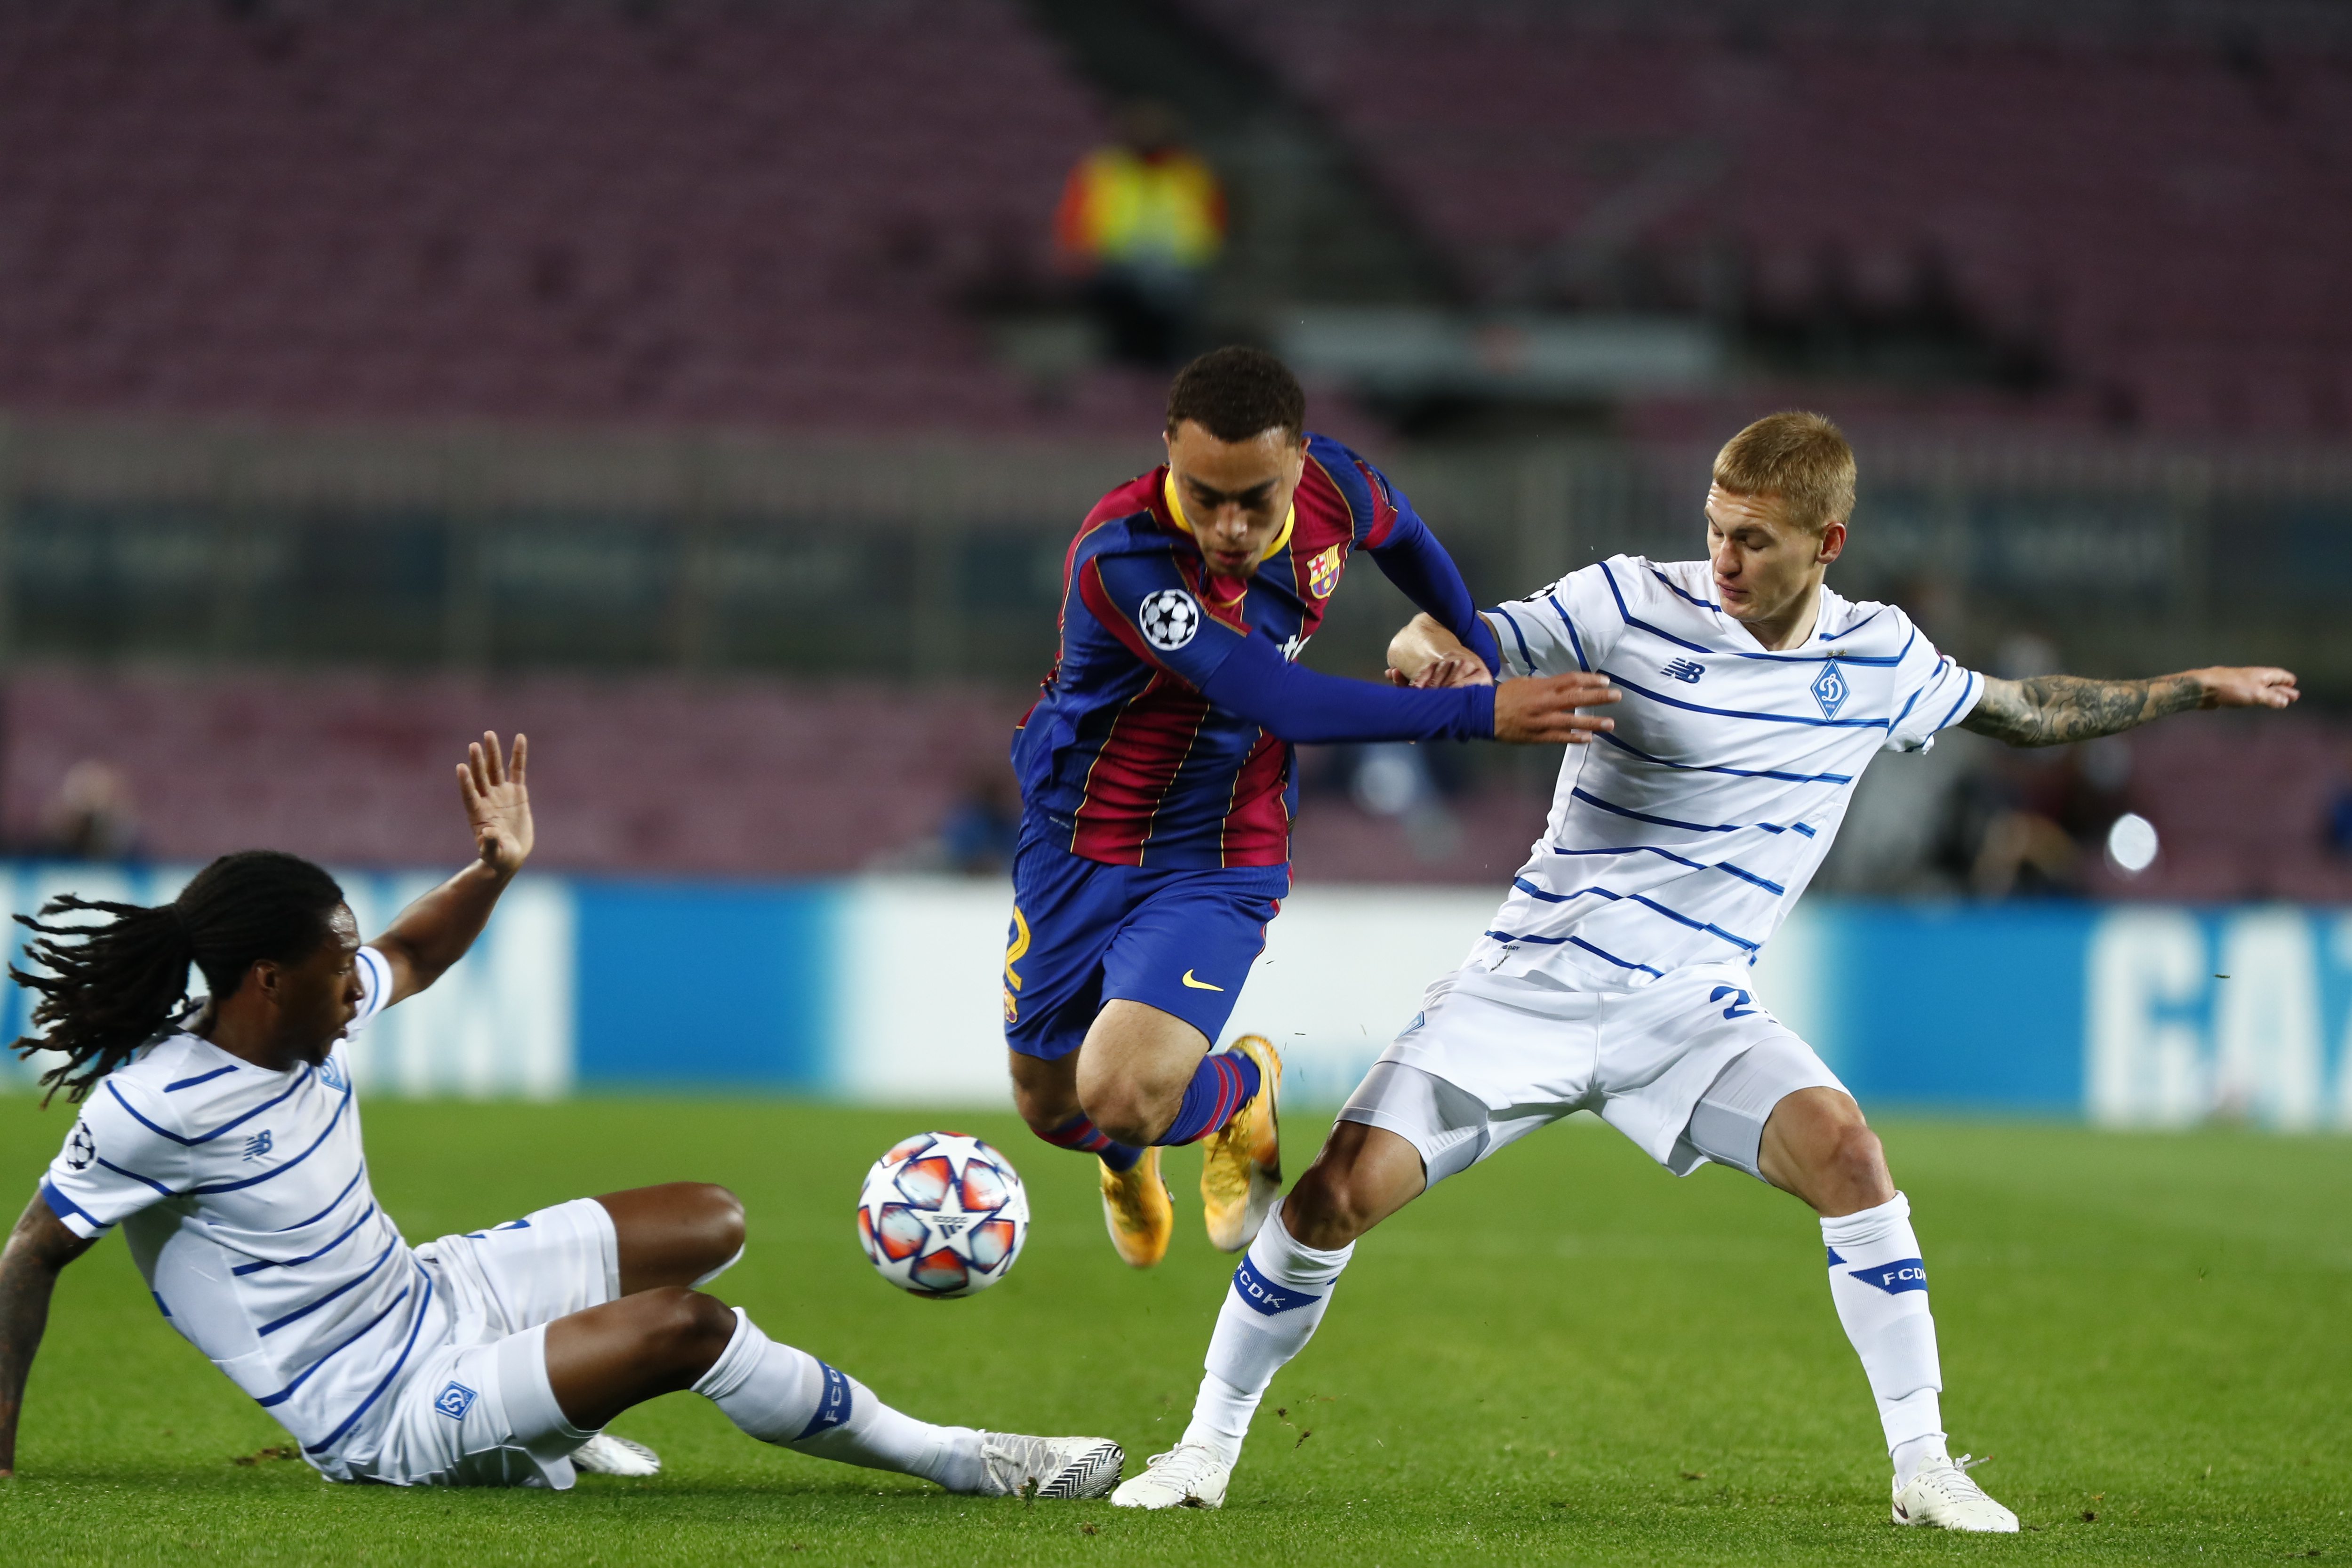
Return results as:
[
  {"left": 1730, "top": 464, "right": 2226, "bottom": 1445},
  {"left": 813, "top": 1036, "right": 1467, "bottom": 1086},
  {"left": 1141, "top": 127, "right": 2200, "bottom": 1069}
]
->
[
  {"left": 1179, "top": 1210, "right": 1352, "bottom": 1462},
  {"left": 1821, "top": 1192, "right": 1948, "bottom": 1477},
  {"left": 692, "top": 1309, "right": 985, "bottom": 1491},
  {"left": 1158, "top": 1049, "right": 1262, "bottom": 1147}
]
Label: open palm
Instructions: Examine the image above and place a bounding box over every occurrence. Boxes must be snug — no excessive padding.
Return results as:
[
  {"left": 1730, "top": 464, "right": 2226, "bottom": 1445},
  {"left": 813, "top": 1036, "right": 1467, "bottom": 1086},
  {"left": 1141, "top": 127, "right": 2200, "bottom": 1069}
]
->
[{"left": 458, "top": 731, "right": 534, "bottom": 874}]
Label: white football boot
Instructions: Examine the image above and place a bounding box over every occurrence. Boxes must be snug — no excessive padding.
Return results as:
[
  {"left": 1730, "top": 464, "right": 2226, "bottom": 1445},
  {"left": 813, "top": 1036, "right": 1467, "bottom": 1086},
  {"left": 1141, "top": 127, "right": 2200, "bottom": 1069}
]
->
[
  {"left": 571, "top": 1432, "right": 662, "bottom": 1477},
  {"left": 976, "top": 1433, "right": 1125, "bottom": 1499},
  {"left": 1109, "top": 1442, "right": 1232, "bottom": 1510},
  {"left": 1891, "top": 1455, "right": 2018, "bottom": 1532}
]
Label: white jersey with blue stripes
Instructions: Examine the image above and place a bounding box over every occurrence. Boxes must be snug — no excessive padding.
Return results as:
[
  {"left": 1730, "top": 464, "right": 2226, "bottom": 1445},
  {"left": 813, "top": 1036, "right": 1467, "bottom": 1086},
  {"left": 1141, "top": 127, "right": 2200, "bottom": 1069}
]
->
[
  {"left": 1482, "top": 554, "right": 1982, "bottom": 989},
  {"left": 38, "top": 947, "right": 446, "bottom": 1480}
]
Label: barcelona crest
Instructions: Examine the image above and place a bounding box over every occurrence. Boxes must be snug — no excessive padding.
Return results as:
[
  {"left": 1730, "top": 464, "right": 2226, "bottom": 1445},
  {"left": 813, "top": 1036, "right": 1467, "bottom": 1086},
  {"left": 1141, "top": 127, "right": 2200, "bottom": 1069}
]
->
[{"left": 1305, "top": 542, "right": 1344, "bottom": 600}]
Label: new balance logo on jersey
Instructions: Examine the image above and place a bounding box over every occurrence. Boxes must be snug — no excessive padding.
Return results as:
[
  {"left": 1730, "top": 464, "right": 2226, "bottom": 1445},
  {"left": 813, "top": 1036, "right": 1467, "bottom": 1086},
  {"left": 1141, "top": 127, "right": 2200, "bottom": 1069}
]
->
[
  {"left": 1232, "top": 1258, "right": 1322, "bottom": 1316},
  {"left": 433, "top": 1381, "right": 478, "bottom": 1420},
  {"left": 1661, "top": 657, "right": 1705, "bottom": 684},
  {"left": 242, "top": 1130, "right": 273, "bottom": 1161},
  {"left": 1811, "top": 660, "right": 1851, "bottom": 718},
  {"left": 1849, "top": 1258, "right": 1928, "bottom": 1295}
]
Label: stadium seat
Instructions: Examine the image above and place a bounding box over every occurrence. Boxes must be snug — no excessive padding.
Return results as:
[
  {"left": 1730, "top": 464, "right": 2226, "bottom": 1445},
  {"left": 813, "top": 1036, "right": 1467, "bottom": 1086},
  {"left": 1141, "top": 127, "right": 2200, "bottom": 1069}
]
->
[
  {"left": 0, "top": 0, "right": 1134, "bottom": 438},
  {"left": 1189, "top": 0, "right": 2352, "bottom": 438}
]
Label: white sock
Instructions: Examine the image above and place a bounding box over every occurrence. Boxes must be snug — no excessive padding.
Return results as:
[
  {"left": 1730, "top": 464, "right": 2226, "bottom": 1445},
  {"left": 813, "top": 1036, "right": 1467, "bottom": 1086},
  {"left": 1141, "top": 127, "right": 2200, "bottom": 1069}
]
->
[
  {"left": 1179, "top": 1210, "right": 1354, "bottom": 1464},
  {"left": 691, "top": 1308, "right": 985, "bottom": 1492},
  {"left": 1820, "top": 1192, "right": 1948, "bottom": 1484}
]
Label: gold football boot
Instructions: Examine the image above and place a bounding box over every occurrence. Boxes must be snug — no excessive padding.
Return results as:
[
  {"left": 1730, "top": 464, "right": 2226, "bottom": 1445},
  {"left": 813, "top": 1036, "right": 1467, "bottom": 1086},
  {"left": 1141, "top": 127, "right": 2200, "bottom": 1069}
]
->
[
  {"left": 1199, "top": 1034, "right": 1282, "bottom": 1253},
  {"left": 1100, "top": 1147, "right": 1175, "bottom": 1268}
]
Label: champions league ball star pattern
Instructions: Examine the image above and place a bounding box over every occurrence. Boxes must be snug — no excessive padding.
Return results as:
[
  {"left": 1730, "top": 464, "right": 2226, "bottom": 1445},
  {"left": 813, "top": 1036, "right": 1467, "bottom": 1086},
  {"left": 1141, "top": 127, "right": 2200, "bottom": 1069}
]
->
[{"left": 856, "top": 1133, "right": 1030, "bottom": 1298}]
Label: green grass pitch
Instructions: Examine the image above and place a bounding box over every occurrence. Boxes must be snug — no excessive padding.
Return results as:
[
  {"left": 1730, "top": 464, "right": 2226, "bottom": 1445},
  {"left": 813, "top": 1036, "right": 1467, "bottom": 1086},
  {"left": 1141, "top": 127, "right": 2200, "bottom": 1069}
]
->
[{"left": 0, "top": 1095, "right": 2344, "bottom": 1565}]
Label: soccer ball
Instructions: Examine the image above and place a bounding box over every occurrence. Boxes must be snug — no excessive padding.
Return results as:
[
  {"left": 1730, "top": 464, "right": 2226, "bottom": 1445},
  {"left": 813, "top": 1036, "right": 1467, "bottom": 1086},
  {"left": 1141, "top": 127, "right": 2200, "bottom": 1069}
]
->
[{"left": 855, "top": 1132, "right": 1029, "bottom": 1298}]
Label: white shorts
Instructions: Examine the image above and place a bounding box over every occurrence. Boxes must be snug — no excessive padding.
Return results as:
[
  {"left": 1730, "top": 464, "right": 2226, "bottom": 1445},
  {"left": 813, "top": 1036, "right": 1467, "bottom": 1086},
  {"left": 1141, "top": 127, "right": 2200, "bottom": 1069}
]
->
[
  {"left": 339, "top": 1196, "right": 620, "bottom": 1488},
  {"left": 1337, "top": 961, "right": 1848, "bottom": 1185}
]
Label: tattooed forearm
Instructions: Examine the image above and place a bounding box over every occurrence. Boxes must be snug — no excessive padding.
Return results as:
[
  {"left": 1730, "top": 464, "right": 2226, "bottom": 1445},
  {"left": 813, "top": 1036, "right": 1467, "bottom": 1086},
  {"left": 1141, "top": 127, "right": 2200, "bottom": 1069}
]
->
[{"left": 1961, "top": 673, "right": 2205, "bottom": 747}]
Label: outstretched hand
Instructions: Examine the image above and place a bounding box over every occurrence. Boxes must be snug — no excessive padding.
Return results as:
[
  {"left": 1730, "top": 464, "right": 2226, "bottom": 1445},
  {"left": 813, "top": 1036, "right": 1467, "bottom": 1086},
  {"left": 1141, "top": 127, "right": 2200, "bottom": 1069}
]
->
[
  {"left": 1386, "top": 650, "right": 1495, "bottom": 690},
  {"left": 2192, "top": 666, "right": 2299, "bottom": 710},
  {"left": 1493, "top": 673, "right": 1621, "bottom": 744},
  {"left": 458, "top": 731, "right": 533, "bottom": 875}
]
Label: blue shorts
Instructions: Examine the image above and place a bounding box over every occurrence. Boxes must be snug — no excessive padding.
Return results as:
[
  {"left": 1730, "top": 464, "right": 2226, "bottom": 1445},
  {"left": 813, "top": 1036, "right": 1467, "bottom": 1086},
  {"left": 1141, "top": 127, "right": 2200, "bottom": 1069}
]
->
[{"left": 1002, "top": 837, "right": 1288, "bottom": 1062}]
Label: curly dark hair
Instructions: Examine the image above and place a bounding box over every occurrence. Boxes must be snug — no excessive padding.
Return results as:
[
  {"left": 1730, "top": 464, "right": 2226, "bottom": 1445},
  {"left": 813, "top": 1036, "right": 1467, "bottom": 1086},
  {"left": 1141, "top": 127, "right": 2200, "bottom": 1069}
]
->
[
  {"left": 10, "top": 849, "right": 344, "bottom": 1104},
  {"left": 1165, "top": 345, "right": 1305, "bottom": 443}
]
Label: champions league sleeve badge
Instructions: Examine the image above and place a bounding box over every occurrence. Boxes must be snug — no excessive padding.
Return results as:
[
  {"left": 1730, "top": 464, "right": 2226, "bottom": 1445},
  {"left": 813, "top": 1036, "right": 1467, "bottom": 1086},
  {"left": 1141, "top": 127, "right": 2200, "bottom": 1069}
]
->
[{"left": 1138, "top": 588, "right": 1201, "bottom": 651}]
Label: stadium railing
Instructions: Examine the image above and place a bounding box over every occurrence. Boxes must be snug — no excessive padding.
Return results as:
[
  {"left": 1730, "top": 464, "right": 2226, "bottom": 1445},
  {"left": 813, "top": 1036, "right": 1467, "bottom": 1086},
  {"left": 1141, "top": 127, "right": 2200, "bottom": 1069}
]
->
[{"left": 2, "top": 415, "right": 2348, "bottom": 691}]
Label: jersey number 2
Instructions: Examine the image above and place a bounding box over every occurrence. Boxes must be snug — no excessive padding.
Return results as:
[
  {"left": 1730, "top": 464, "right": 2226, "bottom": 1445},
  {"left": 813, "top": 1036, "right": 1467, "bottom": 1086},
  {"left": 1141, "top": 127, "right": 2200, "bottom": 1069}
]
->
[{"left": 1708, "top": 985, "right": 1758, "bottom": 1020}]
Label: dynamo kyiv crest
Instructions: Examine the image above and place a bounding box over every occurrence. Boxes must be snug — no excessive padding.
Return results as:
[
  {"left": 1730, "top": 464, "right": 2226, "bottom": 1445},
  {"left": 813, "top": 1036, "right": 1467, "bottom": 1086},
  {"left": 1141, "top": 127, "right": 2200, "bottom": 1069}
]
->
[{"left": 1811, "top": 660, "right": 1850, "bottom": 719}]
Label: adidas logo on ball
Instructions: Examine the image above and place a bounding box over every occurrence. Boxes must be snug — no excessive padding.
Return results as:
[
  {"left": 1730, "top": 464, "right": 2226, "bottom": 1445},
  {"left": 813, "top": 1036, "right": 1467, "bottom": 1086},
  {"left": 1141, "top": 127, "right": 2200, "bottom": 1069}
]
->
[{"left": 855, "top": 1132, "right": 1030, "bottom": 1298}]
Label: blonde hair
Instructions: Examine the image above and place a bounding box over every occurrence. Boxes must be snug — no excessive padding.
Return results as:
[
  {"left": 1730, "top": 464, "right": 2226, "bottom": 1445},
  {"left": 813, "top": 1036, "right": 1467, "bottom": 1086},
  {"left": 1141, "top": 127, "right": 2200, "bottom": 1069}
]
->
[{"left": 1712, "top": 411, "right": 1855, "bottom": 533}]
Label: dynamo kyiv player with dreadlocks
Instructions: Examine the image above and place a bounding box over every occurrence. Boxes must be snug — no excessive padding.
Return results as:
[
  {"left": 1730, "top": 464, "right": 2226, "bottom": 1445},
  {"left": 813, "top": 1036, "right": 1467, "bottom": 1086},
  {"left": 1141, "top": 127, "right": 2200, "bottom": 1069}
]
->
[{"left": 0, "top": 734, "right": 1123, "bottom": 1498}]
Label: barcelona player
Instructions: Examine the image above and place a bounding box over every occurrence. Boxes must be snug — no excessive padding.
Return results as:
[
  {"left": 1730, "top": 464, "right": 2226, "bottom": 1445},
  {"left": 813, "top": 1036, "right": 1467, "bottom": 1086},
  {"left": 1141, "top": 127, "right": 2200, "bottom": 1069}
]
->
[{"left": 1005, "top": 347, "right": 1612, "bottom": 1268}]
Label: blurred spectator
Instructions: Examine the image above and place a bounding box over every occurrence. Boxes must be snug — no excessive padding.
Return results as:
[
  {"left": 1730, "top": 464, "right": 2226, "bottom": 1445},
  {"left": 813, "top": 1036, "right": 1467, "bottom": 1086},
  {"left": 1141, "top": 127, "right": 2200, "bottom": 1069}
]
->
[
  {"left": 1298, "top": 741, "right": 1468, "bottom": 865},
  {"left": 879, "top": 766, "right": 1022, "bottom": 877},
  {"left": 938, "top": 767, "right": 1023, "bottom": 876},
  {"left": 1938, "top": 759, "right": 2071, "bottom": 898},
  {"left": 1937, "top": 736, "right": 2136, "bottom": 898},
  {"left": 38, "top": 760, "right": 144, "bottom": 863},
  {"left": 1992, "top": 630, "right": 2060, "bottom": 684},
  {"left": 1054, "top": 100, "right": 1225, "bottom": 368},
  {"left": 2328, "top": 784, "right": 2352, "bottom": 858}
]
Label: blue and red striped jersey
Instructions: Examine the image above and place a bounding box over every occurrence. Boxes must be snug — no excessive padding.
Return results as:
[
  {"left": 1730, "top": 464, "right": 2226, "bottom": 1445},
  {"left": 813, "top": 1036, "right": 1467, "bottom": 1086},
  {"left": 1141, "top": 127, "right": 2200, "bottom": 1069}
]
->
[{"left": 1013, "top": 432, "right": 1485, "bottom": 869}]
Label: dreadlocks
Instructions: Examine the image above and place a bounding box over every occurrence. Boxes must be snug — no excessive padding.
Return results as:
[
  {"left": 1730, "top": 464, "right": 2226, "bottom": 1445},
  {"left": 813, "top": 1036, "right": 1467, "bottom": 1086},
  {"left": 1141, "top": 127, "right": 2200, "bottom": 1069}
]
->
[{"left": 10, "top": 849, "right": 345, "bottom": 1105}]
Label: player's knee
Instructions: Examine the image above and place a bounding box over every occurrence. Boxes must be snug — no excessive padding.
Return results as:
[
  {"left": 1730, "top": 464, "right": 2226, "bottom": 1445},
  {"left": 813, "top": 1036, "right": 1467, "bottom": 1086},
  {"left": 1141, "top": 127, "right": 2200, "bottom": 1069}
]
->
[
  {"left": 1813, "top": 1116, "right": 1890, "bottom": 1206},
  {"left": 635, "top": 1286, "right": 738, "bottom": 1370},
  {"left": 692, "top": 1183, "right": 746, "bottom": 1262},
  {"left": 1076, "top": 1078, "right": 1160, "bottom": 1147},
  {"left": 1011, "top": 1050, "right": 1093, "bottom": 1136},
  {"left": 1286, "top": 1163, "right": 1374, "bottom": 1249},
  {"left": 1009, "top": 1078, "right": 1067, "bottom": 1136}
]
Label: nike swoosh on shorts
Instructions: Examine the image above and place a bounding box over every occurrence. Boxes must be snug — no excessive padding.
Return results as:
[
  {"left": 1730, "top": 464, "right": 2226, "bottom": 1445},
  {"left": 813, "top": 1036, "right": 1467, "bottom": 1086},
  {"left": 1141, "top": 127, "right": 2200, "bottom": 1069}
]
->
[{"left": 1181, "top": 970, "right": 1224, "bottom": 991}]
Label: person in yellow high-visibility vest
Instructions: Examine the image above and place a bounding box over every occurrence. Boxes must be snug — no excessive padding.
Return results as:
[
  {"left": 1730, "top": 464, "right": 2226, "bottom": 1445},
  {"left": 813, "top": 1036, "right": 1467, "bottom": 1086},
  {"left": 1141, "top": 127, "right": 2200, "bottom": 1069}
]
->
[{"left": 1055, "top": 101, "right": 1226, "bottom": 367}]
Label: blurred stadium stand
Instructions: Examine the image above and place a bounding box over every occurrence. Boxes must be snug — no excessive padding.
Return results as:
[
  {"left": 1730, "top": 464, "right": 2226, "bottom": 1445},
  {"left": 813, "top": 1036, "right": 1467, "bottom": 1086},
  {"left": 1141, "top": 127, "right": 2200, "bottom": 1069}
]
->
[
  {"left": 0, "top": 0, "right": 1166, "bottom": 434},
  {"left": 1, "top": 664, "right": 1024, "bottom": 877},
  {"left": 4, "top": 418, "right": 2342, "bottom": 688},
  {"left": 5, "top": 663, "right": 2345, "bottom": 900},
  {"left": 0, "top": 0, "right": 2343, "bottom": 900},
  {"left": 1190, "top": 0, "right": 2352, "bottom": 438}
]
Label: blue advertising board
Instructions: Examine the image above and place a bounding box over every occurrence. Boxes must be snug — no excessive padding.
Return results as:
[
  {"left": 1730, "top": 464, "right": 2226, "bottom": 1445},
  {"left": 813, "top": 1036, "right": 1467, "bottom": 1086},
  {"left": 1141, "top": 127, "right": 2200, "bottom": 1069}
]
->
[{"left": 0, "top": 863, "right": 2343, "bottom": 1129}]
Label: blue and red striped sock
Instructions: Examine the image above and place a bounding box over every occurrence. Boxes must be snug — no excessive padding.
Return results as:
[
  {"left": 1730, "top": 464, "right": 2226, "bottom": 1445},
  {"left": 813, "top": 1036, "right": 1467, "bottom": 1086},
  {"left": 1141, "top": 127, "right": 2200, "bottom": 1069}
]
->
[
  {"left": 1157, "top": 1049, "right": 1264, "bottom": 1147},
  {"left": 1038, "top": 1112, "right": 1143, "bottom": 1174}
]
